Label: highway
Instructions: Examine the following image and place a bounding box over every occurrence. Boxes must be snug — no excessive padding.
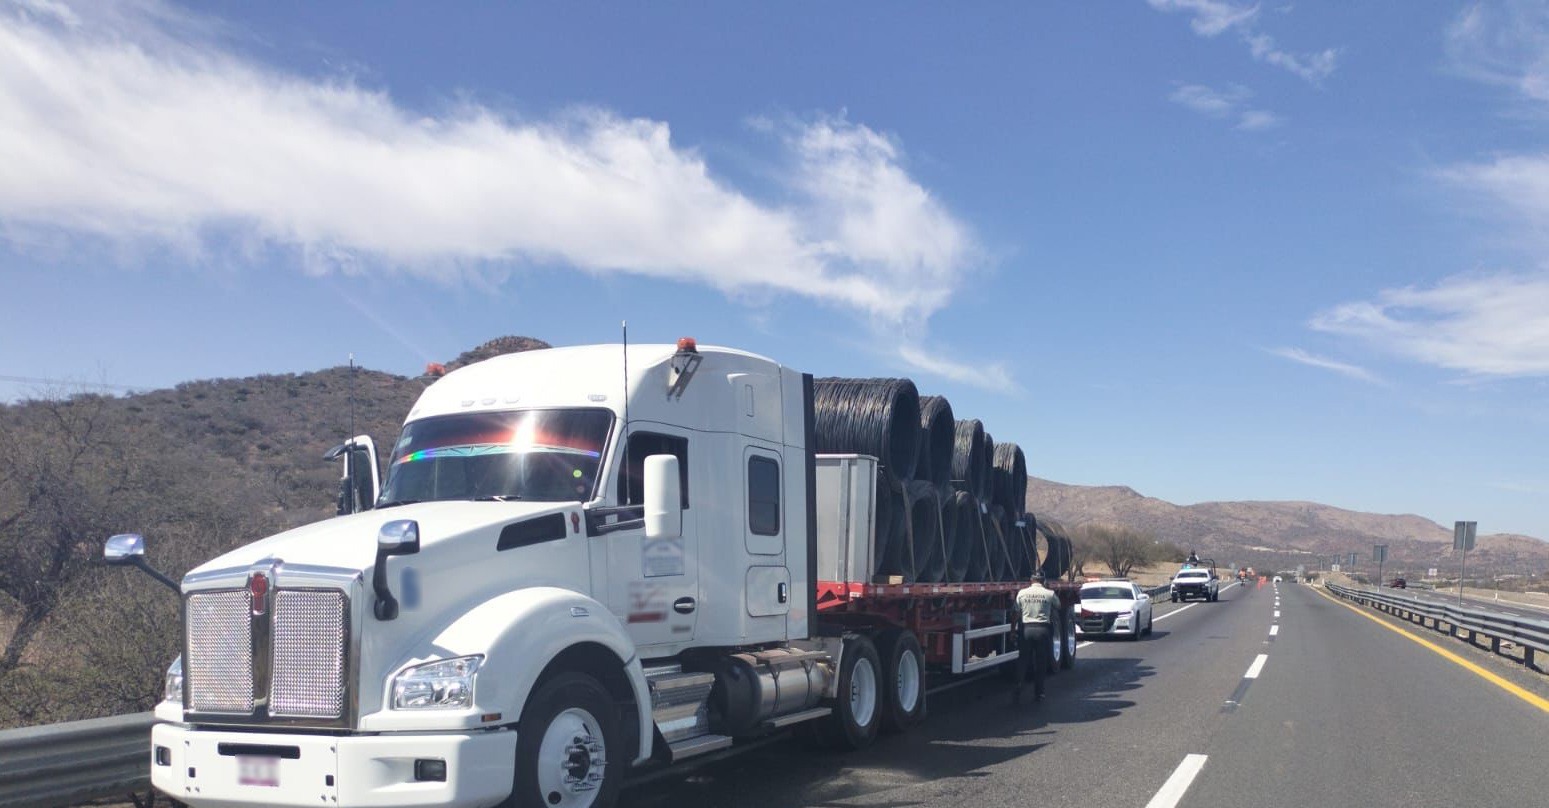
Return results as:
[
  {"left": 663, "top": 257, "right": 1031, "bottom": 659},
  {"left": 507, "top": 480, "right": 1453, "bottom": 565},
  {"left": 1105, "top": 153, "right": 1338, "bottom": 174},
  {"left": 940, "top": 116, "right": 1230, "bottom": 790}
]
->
[{"left": 622, "top": 580, "right": 1549, "bottom": 808}]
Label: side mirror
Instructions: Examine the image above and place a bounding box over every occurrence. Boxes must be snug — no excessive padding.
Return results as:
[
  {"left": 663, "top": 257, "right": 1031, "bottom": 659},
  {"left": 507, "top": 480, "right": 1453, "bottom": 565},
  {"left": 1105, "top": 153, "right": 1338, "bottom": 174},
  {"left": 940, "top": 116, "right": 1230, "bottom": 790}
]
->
[
  {"left": 643, "top": 454, "right": 682, "bottom": 540},
  {"left": 102, "top": 534, "right": 180, "bottom": 594},
  {"left": 104, "top": 533, "right": 146, "bottom": 564},
  {"left": 372, "top": 520, "right": 420, "bottom": 621}
]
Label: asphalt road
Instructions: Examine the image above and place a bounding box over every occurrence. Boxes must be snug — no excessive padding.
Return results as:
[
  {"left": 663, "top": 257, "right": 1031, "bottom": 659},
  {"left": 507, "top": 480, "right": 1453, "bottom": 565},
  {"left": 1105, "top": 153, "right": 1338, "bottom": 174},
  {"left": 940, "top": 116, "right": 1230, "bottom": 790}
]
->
[
  {"left": 1401, "top": 586, "right": 1549, "bottom": 620},
  {"left": 619, "top": 579, "right": 1549, "bottom": 808}
]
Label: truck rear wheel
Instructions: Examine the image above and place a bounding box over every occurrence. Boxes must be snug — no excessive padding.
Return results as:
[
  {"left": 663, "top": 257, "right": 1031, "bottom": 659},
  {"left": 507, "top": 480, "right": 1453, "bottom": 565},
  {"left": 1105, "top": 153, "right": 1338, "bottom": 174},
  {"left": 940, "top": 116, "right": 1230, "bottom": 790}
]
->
[
  {"left": 1061, "top": 608, "right": 1077, "bottom": 669},
  {"left": 1046, "top": 611, "right": 1064, "bottom": 675},
  {"left": 814, "top": 635, "right": 882, "bottom": 750},
  {"left": 877, "top": 628, "right": 926, "bottom": 732},
  {"left": 506, "top": 672, "right": 621, "bottom": 808}
]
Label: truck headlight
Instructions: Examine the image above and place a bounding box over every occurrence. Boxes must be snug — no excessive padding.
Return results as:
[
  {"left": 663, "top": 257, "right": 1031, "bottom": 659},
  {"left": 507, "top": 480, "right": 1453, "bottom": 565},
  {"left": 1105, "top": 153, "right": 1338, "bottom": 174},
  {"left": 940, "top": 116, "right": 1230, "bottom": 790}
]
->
[
  {"left": 392, "top": 655, "right": 483, "bottom": 710},
  {"left": 164, "top": 655, "right": 183, "bottom": 705}
]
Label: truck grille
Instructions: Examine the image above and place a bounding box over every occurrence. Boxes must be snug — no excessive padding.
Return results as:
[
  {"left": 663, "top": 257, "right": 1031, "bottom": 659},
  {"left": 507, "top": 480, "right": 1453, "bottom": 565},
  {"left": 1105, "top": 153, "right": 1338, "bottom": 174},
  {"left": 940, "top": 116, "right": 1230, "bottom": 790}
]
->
[
  {"left": 185, "top": 586, "right": 349, "bottom": 721},
  {"left": 270, "top": 590, "right": 347, "bottom": 718},
  {"left": 186, "top": 590, "right": 255, "bottom": 713}
]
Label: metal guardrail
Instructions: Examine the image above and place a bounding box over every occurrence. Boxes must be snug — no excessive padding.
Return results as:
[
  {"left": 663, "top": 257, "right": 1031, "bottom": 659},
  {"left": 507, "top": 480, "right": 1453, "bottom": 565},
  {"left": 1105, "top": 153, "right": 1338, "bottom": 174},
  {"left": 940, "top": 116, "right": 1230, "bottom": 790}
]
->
[
  {"left": 1325, "top": 581, "right": 1549, "bottom": 669},
  {"left": 0, "top": 711, "right": 154, "bottom": 808}
]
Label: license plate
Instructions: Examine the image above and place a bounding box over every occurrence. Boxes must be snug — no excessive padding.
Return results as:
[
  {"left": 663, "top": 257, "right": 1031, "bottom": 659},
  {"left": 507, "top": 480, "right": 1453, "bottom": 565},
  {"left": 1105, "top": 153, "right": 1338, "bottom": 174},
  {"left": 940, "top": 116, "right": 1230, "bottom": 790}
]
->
[{"left": 237, "top": 756, "right": 280, "bottom": 787}]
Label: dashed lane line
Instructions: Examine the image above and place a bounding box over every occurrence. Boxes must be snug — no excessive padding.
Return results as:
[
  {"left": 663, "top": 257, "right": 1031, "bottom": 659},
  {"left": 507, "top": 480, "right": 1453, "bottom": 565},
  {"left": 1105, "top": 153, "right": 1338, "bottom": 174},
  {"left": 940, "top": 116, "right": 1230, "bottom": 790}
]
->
[
  {"left": 1269, "top": 625, "right": 1279, "bottom": 636},
  {"left": 1143, "top": 754, "right": 1208, "bottom": 808},
  {"left": 1244, "top": 653, "right": 1268, "bottom": 678},
  {"left": 1311, "top": 585, "right": 1549, "bottom": 716}
]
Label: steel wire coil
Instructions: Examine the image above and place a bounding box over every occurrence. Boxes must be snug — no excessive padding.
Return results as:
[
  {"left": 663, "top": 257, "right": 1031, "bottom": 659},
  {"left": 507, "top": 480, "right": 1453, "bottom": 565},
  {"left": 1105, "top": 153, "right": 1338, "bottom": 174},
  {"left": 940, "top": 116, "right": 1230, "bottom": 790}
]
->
[
  {"left": 991, "top": 442, "right": 1028, "bottom": 516},
  {"left": 950, "top": 419, "right": 991, "bottom": 500},
  {"left": 1009, "top": 514, "right": 1038, "bottom": 581},
  {"left": 906, "top": 480, "right": 947, "bottom": 583},
  {"left": 1037, "top": 515, "right": 1073, "bottom": 580},
  {"left": 984, "top": 506, "right": 1013, "bottom": 582},
  {"left": 814, "top": 378, "right": 921, "bottom": 479},
  {"left": 942, "top": 490, "right": 976, "bottom": 583},
  {"left": 873, "top": 470, "right": 910, "bottom": 579},
  {"left": 980, "top": 431, "right": 997, "bottom": 504},
  {"left": 916, "top": 396, "right": 955, "bottom": 490}
]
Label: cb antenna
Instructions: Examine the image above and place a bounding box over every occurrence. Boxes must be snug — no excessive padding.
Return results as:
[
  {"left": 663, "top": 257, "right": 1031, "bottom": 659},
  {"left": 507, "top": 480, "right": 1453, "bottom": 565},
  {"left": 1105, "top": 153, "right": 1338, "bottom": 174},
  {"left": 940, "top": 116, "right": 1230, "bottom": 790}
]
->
[
  {"left": 347, "top": 353, "right": 359, "bottom": 512},
  {"left": 621, "top": 321, "right": 631, "bottom": 504}
]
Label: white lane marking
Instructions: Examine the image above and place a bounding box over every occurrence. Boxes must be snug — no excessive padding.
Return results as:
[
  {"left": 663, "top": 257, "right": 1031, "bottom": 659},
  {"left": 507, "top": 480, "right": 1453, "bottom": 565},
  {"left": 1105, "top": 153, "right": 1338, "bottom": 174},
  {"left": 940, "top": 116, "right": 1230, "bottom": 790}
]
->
[
  {"left": 1274, "top": 610, "right": 1281, "bottom": 618},
  {"left": 1154, "top": 601, "right": 1202, "bottom": 622},
  {"left": 1144, "top": 754, "right": 1209, "bottom": 808},
  {"left": 1269, "top": 625, "right": 1279, "bottom": 636},
  {"left": 1244, "top": 654, "right": 1268, "bottom": 679}
]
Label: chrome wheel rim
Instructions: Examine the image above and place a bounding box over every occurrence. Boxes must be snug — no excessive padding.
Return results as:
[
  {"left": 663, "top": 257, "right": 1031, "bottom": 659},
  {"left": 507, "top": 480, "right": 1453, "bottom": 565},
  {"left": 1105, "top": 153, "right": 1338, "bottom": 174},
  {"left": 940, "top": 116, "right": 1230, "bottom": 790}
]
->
[
  {"left": 536, "top": 706, "right": 606, "bottom": 808},
  {"left": 895, "top": 647, "right": 922, "bottom": 713},
  {"left": 850, "top": 656, "right": 878, "bottom": 728}
]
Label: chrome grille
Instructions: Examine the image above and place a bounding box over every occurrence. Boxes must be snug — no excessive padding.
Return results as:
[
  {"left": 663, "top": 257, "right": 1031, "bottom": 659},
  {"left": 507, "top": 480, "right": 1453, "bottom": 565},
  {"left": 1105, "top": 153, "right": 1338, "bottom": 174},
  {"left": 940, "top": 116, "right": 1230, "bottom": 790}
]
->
[
  {"left": 186, "top": 590, "right": 254, "bottom": 713},
  {"left": 269, "top": 589, "right": 347, "bottom": 718}
]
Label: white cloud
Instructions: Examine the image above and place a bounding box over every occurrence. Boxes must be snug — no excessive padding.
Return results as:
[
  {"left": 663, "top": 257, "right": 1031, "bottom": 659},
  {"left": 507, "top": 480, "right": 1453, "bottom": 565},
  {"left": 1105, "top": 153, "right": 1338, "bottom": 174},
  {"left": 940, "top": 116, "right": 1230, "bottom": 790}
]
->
[
  {"left": 896, "top": 343, "right": 1017, "bottom": 393},
  {"left": 1147, "top": 0, "right": 1258, "bottom": 37},
  {"left": 1168, "top": 83, "right": 1283, "bottom": 130},
  {"left": 1169, "top": 83, "right": 1247, "bottom": 116},
  {"left": 0, "top": 1, "right": 996, "bottom": 384},
  {"left": 1445, "top": 2, "right": 1549, "bottom": 105},
  {"left": 1309, "top": 274, "right": 1549, "bottom": 377},
  {"left": 1147, "top": 0, "right": 1338, "bottom": 84},
  {"left": 1236, "top": 109, "right": 1282, "bottom": 130},
  {"left": 1267, "top": 347, "right": 1385, "bottom": 384}
]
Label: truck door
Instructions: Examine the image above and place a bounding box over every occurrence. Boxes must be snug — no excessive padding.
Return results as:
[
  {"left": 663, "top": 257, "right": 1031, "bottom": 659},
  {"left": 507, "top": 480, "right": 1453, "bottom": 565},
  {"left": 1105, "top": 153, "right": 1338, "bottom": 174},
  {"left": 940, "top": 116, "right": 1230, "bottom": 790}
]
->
[
  {"left": 743, "top": 444, "right": 791, "bottom": 629},
  {"left": 607, "top": 428, "right": 698, "bottom": 651}
]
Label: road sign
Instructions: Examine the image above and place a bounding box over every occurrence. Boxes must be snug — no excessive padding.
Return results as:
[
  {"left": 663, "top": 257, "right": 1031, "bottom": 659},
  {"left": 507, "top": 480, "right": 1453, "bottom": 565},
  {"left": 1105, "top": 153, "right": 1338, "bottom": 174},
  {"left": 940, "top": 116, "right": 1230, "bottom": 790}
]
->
[
  {"left": 1453, "top": 521, "right": 1476, "bottom": 551},
  {"left": 1347, "top": 552, "right": 1358, "bottom": 566},
  {"left": 1427, "top": 567, "right": 1438, "bottom": 577},
  {"left": 1373, "top": 544, "right": 1388, "bottom": 563}
]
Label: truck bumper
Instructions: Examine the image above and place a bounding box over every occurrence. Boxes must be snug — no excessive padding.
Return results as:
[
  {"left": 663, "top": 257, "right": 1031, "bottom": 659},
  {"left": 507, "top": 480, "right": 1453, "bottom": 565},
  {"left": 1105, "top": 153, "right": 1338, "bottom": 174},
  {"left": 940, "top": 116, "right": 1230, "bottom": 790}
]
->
[{"left": 151, "top": 722, "right": 518, "bottom": 808}]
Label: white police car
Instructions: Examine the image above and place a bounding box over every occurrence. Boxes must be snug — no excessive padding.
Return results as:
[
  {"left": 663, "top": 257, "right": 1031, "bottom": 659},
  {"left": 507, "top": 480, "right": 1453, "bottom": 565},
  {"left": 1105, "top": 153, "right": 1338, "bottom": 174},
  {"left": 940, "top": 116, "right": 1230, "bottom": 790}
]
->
[{"left": 1075, "top": 579, "right": 1154, "bottom": 641}]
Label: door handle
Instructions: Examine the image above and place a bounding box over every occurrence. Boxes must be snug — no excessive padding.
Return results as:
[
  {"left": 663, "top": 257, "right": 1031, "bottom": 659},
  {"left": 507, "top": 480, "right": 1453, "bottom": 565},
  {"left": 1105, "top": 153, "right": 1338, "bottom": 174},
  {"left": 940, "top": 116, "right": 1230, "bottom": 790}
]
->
[
  {"left": 777, "top": 582, "right": 788, "bottom": 604},
  {"left": 672, "top": 597, "right": 696, "bottom": 615}
]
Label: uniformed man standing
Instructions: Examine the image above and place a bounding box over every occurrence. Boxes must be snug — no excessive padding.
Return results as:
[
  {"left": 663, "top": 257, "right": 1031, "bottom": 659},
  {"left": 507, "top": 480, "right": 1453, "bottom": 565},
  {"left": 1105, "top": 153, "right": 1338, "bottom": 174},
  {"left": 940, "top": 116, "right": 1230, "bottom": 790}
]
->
[{"left": 1013, "top": 572, "right": 1054, "bottom": 705}]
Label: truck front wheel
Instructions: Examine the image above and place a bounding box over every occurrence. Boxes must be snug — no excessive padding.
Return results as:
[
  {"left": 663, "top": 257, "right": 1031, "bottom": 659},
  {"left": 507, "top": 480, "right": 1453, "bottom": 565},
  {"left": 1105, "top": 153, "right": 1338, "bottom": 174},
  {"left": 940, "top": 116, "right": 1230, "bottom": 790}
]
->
[{"left": 507, "top": 672, "right": 621, "bottom": 808}]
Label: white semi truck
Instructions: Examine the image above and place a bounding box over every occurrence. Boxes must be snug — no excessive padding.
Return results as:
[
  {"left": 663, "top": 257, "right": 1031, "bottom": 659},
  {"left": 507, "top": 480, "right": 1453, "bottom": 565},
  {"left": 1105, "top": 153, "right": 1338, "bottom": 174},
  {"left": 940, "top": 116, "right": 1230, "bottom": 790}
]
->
[{"left": 106, "top": 340, "right": 1079, "bottom": 808}]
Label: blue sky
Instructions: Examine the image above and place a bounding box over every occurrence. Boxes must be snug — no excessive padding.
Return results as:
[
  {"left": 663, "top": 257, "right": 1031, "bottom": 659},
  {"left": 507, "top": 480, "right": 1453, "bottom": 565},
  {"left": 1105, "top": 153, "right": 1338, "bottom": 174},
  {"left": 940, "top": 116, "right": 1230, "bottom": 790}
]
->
[{"left": 3, "top": 0, "right": 1548, "bottom": 538}]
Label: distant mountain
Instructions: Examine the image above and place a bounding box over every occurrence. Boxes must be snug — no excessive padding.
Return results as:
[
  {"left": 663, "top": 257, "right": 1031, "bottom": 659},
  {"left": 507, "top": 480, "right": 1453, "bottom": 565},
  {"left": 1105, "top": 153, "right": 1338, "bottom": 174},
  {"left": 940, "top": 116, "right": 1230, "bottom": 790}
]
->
[{"left": 1025, "top": 477, "right": 1549, "bottom": 576}]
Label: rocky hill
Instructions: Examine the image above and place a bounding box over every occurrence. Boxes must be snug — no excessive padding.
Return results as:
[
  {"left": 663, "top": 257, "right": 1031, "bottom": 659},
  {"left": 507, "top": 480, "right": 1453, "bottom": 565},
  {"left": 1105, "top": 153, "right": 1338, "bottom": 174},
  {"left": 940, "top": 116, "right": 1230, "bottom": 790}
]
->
[{"left": 1026, "top": 477, "right": 1549, "bottom": 576}]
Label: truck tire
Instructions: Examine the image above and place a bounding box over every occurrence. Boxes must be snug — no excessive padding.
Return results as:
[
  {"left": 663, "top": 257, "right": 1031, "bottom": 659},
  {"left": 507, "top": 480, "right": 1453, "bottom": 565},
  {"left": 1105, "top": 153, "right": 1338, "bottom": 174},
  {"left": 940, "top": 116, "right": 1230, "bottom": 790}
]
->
[
  {"left": 1046, "top": 611, "right": 1064, "bottom": 675},
  {"left": 506, "top": 672, "right": 621, "bottom": 808},
  {"left": 814, "top": 635, "right": 883, "bottom": 750},
  {"left": 877, "top": 628, "right": 926, "bottom": 732},
  {"left": 1061, "top": 608, "right": 1077, "bottom": 669}
]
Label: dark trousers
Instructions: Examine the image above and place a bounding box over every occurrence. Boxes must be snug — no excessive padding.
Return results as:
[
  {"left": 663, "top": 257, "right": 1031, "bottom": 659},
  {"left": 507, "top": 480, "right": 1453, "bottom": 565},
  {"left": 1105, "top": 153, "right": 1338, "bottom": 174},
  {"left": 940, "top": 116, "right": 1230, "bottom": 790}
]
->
[{"left": 1014, "top": 622, "right": 1050, "bottom": 703}]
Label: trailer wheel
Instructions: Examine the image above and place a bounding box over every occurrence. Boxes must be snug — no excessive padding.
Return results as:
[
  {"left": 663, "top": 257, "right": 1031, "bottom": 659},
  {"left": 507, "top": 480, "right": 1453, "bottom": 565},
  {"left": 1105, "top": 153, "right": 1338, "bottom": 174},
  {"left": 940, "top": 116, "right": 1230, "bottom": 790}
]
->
[
  {"left": 877, "top": 629, "right": 926, "bottom": 732},
  {"left": 814, "top": 635, "right": 882, "bottom": 750},
  {"left": 1061, "top": 608, "right": 1077, "bottom": 669},
  {"left": 505, "top": 672, "right": 620, "bottom": 808}
]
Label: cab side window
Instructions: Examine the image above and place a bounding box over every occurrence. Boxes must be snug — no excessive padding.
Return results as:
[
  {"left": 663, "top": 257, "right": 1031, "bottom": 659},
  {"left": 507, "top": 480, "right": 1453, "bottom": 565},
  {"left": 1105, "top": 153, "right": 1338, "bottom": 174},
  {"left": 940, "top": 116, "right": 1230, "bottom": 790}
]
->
[
  {"left": 747, "top": 455, "right": 780, "bottom": 536},
  {"left": 618, "top": 432, "right": 689, "bottom": 508}
]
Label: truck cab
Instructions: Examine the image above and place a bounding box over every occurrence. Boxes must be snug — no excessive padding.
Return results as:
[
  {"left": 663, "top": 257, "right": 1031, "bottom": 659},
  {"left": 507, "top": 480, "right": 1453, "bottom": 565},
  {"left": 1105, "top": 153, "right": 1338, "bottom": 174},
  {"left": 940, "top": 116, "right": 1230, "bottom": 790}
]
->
[{"left": 142, "top": 341, "right": 819, "bottom": 808}]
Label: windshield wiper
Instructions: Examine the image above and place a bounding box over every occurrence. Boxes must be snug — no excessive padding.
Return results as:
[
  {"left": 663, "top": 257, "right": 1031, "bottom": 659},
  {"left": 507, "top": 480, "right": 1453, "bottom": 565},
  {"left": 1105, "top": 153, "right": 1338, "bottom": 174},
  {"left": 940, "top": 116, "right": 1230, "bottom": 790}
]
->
[
  {"left": 375, "top": 499, "right": 424, "bottom": 510},
  {"left": 470, "top": 495, "right": 522, "bottom": 502}
]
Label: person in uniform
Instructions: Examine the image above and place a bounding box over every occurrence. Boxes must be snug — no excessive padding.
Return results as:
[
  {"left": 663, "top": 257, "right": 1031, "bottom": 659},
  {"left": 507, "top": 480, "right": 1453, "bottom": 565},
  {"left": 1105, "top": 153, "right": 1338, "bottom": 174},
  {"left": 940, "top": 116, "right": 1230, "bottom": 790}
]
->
[{"left": 1013, "top": 572, "right": 1054, "bottom": 704}]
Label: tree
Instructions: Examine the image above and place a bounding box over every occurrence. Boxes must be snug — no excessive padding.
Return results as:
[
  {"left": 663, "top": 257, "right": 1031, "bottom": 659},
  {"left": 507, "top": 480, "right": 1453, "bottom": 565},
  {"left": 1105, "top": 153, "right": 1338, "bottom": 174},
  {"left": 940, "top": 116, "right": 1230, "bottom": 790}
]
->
[{"left": 1073, "top": 523, "right": 1164, "bottom": 578}]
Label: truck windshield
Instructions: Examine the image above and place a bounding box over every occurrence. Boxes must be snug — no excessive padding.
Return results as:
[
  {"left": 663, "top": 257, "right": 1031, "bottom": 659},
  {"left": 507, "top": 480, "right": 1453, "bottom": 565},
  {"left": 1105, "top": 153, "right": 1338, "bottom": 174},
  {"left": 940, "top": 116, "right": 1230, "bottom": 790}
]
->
[{"left": 379, "top": 408, "right": 612, "bottom": 504}]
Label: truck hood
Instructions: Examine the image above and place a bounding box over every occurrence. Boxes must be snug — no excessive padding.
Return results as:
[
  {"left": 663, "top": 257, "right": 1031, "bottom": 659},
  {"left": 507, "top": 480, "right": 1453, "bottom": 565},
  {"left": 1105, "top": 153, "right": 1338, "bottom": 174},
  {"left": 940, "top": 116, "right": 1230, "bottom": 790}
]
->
[{"left": 185, "top": 500, "right": 579, "bottom": 579}]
